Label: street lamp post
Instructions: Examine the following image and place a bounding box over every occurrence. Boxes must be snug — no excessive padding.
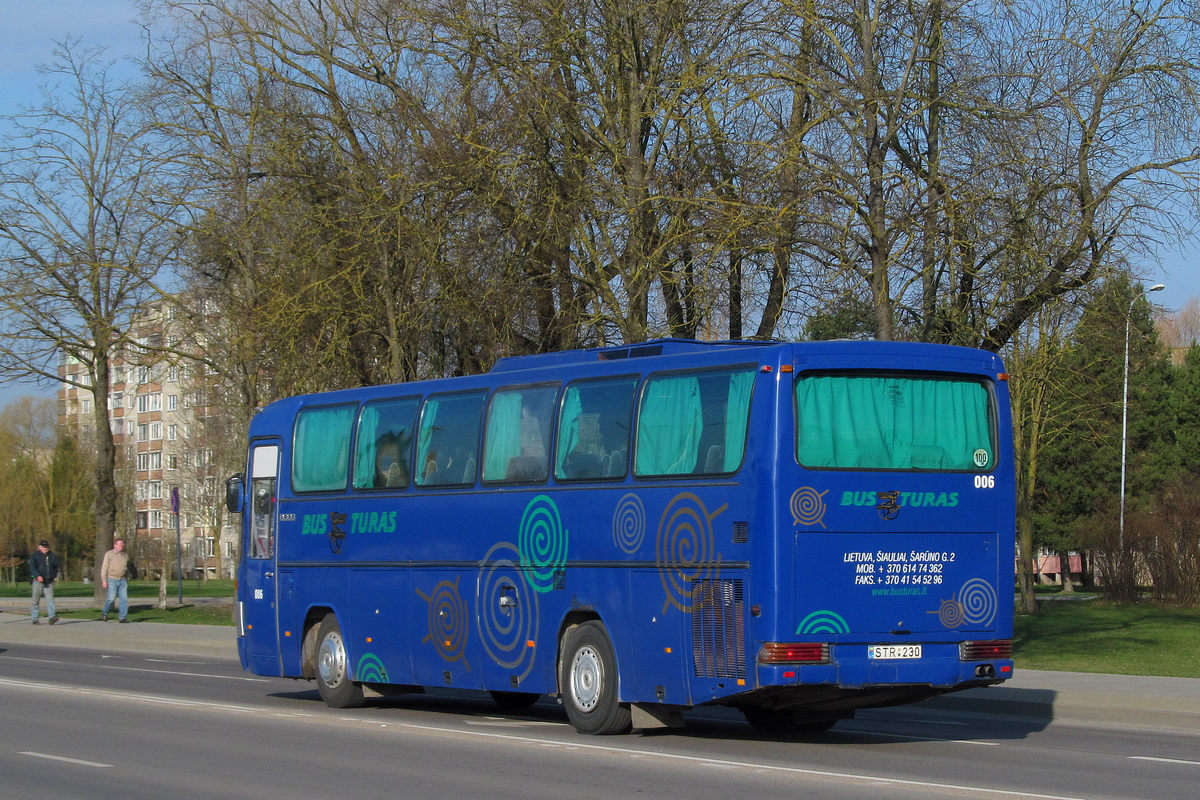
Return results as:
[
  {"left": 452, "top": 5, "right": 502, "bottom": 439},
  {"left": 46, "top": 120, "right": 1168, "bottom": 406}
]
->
[{"left": 1119, "top": 282, "right": 1165, "bottom": 552}]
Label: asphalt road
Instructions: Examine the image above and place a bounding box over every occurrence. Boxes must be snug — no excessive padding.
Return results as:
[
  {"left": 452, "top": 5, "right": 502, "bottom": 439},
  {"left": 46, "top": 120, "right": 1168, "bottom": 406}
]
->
[{"left": 1, "top": 638, "right": 1198, "bottom": 800}]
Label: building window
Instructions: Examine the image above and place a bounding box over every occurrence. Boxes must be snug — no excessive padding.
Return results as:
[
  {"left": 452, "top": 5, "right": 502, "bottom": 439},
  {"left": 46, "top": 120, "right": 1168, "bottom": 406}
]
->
[
  {"left": 168, "top": 366, "right": 178, "bottom": 382},
  {"left": 149, "top": 481, "right": 162, "bottom": 499},
  {"left": 137, "top": 394, "right": 148, "bottom": 413},
  {"left": 168, "top": 454, "right": 178, "bottom": 470},
  {"left": 136, "top": 511, "right": 148, "bottom": 530},
  {"left": 167, "top": 394, "right": 178, "bottom": 411},
  {"left": 81, "top": 398, "right": 91, "bottom": 414},
  {"left": 149, "top": 451, "right": 162, "bottom": 470},
  {"left": 110, "top": 392, "right": 123, "bottom": 411},
  {"left": 138, "top": 366, "right": 149, "bottom": 384},
  {"left": 136, "top": 482, "right": 147, "bottom": 501},
  {"left": 150, "top": 422, "right": 162, "bottom": 440},
  {"left": 138, "top": 424, "right": 148, "bottom": 442},
  {"left": 136, "top": 453, "right": 148, "bottom": 471},
  {"left": 168, "top": 424, "right": 177, "bottom": 441},
  {"left": 149, "top": 393, "right": 162, "bottom": 411},
  {"left": 149, "top": 510, "right": 162, "bottom": 529}
]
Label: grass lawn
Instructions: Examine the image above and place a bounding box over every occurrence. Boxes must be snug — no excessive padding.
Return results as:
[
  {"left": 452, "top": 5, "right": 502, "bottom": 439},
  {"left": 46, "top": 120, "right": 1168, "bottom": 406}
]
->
[
  {"left": 56, "top": 603, "right": 234, "bottom": 626},
  {"left": 1014, "top": 600, "right": 1200, "bottom": 678},
  {"left": 1, "top": 579, "right": 234, "bottom": 599}
]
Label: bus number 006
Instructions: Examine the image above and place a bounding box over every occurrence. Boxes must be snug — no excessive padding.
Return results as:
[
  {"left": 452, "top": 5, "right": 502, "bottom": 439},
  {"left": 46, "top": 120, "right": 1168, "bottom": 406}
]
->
[{"left": 974, "top": 475, "right": 995, "bottom": 489}]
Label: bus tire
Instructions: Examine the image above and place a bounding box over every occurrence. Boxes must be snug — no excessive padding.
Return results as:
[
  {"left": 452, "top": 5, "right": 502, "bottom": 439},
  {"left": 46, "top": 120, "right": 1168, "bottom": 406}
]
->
[
  {"left": 559, "top": 621, "right": 631, "bottom": 735},
  {"left": 315, "top": 615, "right": 364, "bottom": 708}
]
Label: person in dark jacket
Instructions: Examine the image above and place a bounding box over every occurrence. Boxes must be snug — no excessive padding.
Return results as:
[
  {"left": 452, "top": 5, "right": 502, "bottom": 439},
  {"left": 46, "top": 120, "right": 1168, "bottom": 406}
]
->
[{"left": 29, "top": 540, "right": 61, "bottom": 625}]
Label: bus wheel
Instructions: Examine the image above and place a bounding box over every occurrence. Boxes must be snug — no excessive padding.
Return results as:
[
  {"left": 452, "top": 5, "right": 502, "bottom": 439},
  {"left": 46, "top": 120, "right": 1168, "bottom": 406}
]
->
[
  {"left": 315, "top": 615, "right": 364, "bottom": 708},
  {"left": 489, "top": 690, "right": 540, "bottom": 709},
  {"left": 559, "top": 621, "right": 631, "bottom": 735}
]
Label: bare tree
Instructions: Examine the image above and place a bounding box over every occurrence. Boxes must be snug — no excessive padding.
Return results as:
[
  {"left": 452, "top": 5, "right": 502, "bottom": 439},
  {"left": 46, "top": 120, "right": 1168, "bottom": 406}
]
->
[{"left": 0, "top": 43, "right": 181, "bottom": 602}]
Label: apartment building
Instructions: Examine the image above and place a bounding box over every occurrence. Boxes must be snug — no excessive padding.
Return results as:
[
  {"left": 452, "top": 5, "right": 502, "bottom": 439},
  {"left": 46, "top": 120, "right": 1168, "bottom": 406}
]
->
[{"left": 57, "top": 301, "right": 237, "bottom": 579}]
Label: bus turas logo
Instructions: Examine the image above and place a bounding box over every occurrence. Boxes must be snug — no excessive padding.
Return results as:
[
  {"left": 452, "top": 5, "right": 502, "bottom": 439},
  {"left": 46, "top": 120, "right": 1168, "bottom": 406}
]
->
[
  {"left": 518, "top": 495, "right": 569, "bottom": 593},
  {"left": 790, "top": 487, "right": 829, "bottom": 528},
  {"left": 328, "top": 511, "right": 347, "bottom": 553},
  {"left": 477, "top": 542, "right": 540, "bottom": 680},
  {"left": 796, "top": 609, "right": 850, "bottom": 635},
  {"left": 417, "top": 576, "right": 470, "bottom": 666},
  {"left": 876, "top": 491, "right": 901, "bottom": 520},
  {"left": 656, "top": 492, "right": 728, "bottom": 614},
  {"left": 612, "top": 494, "right": 646, "bottom": 554}
]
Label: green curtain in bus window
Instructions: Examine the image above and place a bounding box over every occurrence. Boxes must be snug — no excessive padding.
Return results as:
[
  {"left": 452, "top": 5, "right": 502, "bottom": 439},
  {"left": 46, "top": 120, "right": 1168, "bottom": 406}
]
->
[
  {"left": 554, "top": 386, "right": 583, "bottom": 478},
  {"left": 722, "top": 369, "right": 755, "bottom": 471},
  {"left": 352, "top": 405, "right": 380, "bottom": 489},
  {"left": 796, "top": 375, "right": 992, "bottom": 470},
  {"left": 415, "top": 399, "right": 439, "bottom": 486},
  {"left": 293, "top": 405, "right": 355, "bottom": 491},
  {"left": 636, "top": 375, "right": 702, "bottom": 476},
  {"left": 483, "top": 391, "right": 524, "bottom": 480}
]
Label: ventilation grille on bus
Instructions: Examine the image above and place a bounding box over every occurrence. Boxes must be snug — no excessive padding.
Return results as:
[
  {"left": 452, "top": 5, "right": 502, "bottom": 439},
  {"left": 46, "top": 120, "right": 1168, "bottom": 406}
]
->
[{"left": 690, "top": 578, "right": 747, "bottom": 679}]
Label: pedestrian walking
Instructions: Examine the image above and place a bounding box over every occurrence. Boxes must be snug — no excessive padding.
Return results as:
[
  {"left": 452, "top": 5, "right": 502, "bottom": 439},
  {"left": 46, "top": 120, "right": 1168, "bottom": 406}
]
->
[
  {"left": 100, "top": 537, "right": 131, "bottom": 623},
  {"left": 29, "top": 540, "right": 61, "bottom": 624}
]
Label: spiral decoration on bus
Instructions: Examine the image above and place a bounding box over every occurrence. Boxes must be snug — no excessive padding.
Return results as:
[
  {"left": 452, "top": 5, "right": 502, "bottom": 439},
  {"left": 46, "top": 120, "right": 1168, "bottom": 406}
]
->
[
  {"left": 477, "top": 542, "right": 539, "bottom": 679},
  {"left": 934, "top": 595, "right": 966, "bottom": 628},
  {"left": 790, "top": 486, "right": 828, "bottom": 528},
  {"left": 356, "top": 652, "right": 389, "bottom": 683},
  {"left": 796, "top": 609, "right": 850, "bottom": 635},
  {"left": 957, "top": 578, "right": 998, "bottom": 626},
  {"left": 612, "top": 493, "right": 646, "bottom": 554},
  {"left": 656, "top": 492, "right": 728, "bottom": 613},
  {"left": 518, "top": 495, "right": 569, "bottom": 593},
  {"left": 416, "top": 576, "right": 470, "bottom": 665}
]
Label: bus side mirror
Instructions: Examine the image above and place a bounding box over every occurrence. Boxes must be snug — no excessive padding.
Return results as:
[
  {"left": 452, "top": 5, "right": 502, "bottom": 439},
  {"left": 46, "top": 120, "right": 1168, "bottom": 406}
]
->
[{"left": 225, "top": 473, "right": 245, "bottom": 514}]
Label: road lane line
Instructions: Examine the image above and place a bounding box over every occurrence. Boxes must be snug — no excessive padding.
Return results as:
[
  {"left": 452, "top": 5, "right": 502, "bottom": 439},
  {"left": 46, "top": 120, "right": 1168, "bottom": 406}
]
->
[
  {"left": 1129, "top": 756, "right": 1200, "bottom": 766},
  {"left": 20, "top": 752, "right": 112, "bottom": 768},
  {"left": 3, "top": 655, "right": 265, "bottom": 682}
]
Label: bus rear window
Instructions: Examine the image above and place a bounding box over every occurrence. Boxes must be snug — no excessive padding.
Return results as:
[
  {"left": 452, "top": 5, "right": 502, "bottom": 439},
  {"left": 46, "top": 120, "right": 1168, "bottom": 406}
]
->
[{"left": 795, "top": 373, "right": 994, "bottom": 471}]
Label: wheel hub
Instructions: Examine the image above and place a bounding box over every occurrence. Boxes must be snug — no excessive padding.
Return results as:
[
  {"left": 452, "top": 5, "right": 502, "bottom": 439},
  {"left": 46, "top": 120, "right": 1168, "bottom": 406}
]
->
[{"left": 571, "top": 644, "right": 602, "bottom": 712}]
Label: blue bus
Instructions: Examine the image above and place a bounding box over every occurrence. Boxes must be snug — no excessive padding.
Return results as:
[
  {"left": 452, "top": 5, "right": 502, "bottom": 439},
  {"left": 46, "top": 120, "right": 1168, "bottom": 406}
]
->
[{"left": 226, "top": 339, "right": 1015, "bottom": 735}]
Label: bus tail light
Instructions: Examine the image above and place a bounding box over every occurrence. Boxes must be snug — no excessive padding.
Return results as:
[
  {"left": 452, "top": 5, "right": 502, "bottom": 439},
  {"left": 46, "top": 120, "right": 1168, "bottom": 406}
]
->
[
  {"left": 960, "top": 640, "right": 1012, "bottom": 661},
  {"left": 758, "top": 642, "right": 830, "bottom": 664}
]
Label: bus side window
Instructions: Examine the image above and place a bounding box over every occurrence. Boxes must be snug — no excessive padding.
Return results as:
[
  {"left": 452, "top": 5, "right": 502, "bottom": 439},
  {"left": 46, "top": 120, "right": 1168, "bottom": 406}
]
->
[
  {"left": 293, "top": 405, "right": 356, "bottom": 492},
  {"left": 555, "top": 377, "right": 637, "bottom": 481},
  {"left": 352, "top": 397, "right": 420, "bottom": 490},
  {"left": 415, "top": 392, "right": 486, "bottom": 487},
  {"left": 482, "top": 384, "right": 558, "bottom": 483},
  {"left": 635, "top": 368, "right": 754, "bottom": 477}
]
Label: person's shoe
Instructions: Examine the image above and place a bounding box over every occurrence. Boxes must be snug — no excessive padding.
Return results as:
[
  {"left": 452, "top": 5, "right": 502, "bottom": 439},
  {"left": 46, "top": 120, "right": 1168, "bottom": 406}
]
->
[
  {"left": 118, "top": 618, "right": 129, "bottom": 623},
  {"left": 31, "top": 619, "right": 38, "bottom": 624},
  {"left": 101, "top": 614, "right": 108, "bottom": 622},
  {"left": 49, "top": 616, "right": 59, "bottom": 625}
]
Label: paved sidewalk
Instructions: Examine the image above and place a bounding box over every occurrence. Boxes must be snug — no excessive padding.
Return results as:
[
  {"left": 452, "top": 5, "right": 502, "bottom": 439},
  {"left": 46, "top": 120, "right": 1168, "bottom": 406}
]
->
[{"left": 2, "top": 609, "right": 1198, "bottom": 731}]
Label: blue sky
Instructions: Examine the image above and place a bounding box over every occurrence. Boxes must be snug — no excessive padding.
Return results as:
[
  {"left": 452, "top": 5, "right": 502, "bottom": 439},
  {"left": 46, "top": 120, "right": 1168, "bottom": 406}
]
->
[{"left": 0, "top": 2, "right": 1196, "bottom": 410}]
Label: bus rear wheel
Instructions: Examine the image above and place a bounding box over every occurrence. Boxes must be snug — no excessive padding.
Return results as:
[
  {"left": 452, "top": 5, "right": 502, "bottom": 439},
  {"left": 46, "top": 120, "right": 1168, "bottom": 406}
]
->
[
  {"left": 315, "top": 615, "right": 364, "bottom": 708},
  {"left": 559, "top": 621, "right": 631, "bottom": 735}
]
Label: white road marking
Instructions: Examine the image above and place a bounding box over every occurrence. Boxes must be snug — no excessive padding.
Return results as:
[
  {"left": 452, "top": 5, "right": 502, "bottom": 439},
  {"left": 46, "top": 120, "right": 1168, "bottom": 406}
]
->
[
  {"left": 5, "top": 655, "right": 265, "bottom": 682},
  {"left": 20, "top": 752, "right": 112, "bottom": 768},
  {"left": 1129, "top": 755, "right": 1200, "bottom": 766}
]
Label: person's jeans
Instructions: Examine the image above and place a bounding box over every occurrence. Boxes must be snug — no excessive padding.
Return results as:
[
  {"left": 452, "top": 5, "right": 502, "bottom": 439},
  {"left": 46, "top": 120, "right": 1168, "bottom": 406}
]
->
[
  {"left": 103, "top": 578, "right": 128, "bottom": 620},
  {"left": 31, "top": 580, "right": 56, "bottom": 620}
]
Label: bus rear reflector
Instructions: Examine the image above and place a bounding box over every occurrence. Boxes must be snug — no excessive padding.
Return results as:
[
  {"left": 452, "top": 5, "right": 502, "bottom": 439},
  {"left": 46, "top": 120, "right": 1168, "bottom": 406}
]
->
[
  {"left": 758, "top": 642, "right": 830, "bottom": 664},
  {"left": 960, "top": 640, "right": 1013, "bottom": 660}
]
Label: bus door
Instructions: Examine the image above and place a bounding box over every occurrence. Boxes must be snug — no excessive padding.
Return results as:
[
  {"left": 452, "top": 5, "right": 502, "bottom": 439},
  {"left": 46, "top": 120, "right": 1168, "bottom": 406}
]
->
[{"left": 243, "top": 442, "right": 282, "bottom": 675}]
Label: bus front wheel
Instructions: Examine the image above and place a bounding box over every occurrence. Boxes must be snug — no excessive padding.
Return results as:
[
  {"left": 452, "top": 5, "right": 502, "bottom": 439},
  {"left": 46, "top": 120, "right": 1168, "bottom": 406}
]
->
[
  {"left": 315, "top": 615, "right": 364, "bottom": 708},
  {"left": 559, "top": 621, "right": 631, "bottom": 735}
]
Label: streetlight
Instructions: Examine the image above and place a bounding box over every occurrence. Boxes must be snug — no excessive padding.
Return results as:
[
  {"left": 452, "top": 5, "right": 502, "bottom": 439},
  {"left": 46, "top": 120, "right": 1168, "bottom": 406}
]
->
[{"left": 1119, "top": 282, "right": 1165, "bottom": 551}]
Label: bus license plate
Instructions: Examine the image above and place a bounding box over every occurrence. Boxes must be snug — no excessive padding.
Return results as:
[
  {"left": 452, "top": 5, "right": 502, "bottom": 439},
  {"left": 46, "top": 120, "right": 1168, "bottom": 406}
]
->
[{"left": 868, "top": 644, "right": 922, "bottom": 660}]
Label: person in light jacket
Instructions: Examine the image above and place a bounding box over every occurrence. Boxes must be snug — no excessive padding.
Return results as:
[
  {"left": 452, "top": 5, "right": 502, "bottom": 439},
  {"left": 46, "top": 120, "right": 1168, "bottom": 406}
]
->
[{"left": 100, "top": 537, "right": 131, "bottom": 623}]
